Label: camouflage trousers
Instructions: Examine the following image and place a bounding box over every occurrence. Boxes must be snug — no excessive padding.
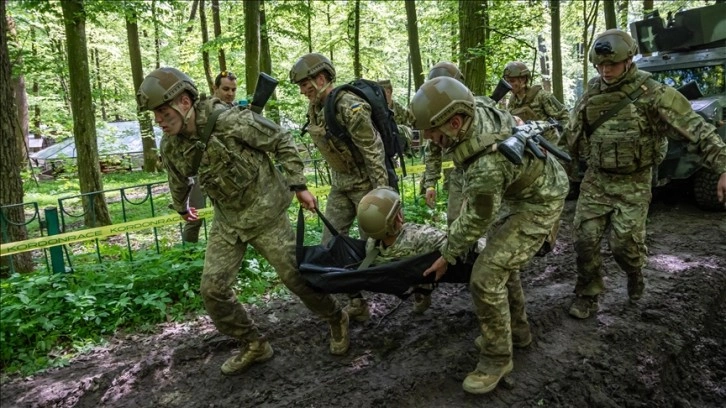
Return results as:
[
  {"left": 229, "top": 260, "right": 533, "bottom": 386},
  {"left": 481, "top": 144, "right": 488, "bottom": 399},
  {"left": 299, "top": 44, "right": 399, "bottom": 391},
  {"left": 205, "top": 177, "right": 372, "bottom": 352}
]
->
[
  {"left": 471, "top": 197, "right": 564, "bottom": 373},
  {"left": 182, "top": 177, "right": 206, "bottom": 243},
  {"left": 200, "top": 215, "right": 342, "bottom": 342},
  {"left": 446, "top": 167, "right": 464, "bottom": 227},
  {"left": 573, "top": 169, "right": 651, "bottom": 296},
  {"left": 321, "top": 188, "right": 372, "bottom": 245}
]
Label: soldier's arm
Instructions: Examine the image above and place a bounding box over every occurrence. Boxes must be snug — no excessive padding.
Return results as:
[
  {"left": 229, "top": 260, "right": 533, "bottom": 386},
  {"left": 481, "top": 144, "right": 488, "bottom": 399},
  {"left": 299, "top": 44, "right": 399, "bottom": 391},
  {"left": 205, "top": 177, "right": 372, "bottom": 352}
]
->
[
  {"left": 422, "top": 142, "right": 443, "bottom": 189},
  {"left": 655, "top": 86, "right": 726, "bottom": 175},
  {"left": 441, "top": 156, "right": 506, "bottom": 263},
  {"left": 160, "top": 137, "right": 193, "bottom": 214},
  {"left": 342, "top": 97, "right": 389, "bottom": 187},
  {"left": 542, "top": 92, "right": 569, "bottom": 129}
]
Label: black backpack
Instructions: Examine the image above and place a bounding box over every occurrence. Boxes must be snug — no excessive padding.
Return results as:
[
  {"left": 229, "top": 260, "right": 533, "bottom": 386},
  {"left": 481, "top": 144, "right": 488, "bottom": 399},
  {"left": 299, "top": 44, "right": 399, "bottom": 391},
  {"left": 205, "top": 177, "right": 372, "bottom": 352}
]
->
[{"left": 323, "top": 79, "right": 406, "bottom": 191}]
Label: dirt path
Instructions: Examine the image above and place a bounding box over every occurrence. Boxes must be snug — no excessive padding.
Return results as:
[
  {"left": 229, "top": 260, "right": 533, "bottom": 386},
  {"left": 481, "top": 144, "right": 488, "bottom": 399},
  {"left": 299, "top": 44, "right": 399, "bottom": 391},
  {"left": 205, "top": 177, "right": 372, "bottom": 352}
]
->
[{"left": 2, "top": 194, "right": 725, "bottom": 408}]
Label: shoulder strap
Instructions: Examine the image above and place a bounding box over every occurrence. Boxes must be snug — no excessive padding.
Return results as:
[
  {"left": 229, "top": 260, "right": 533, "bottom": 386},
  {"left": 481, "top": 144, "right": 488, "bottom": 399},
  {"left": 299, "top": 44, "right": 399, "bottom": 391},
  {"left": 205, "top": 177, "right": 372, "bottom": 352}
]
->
[
  {"left": 585, "top": 81, "right": 649, "bottom": 137},
  {"left": 190, "top": 108, "right": 228, "bottom": 174},
  {"left": 323, "top": 86, "right": 353, "bottom": 139},
  {"left": 523, "top": 85, "right": 542, "bottom": 104}
]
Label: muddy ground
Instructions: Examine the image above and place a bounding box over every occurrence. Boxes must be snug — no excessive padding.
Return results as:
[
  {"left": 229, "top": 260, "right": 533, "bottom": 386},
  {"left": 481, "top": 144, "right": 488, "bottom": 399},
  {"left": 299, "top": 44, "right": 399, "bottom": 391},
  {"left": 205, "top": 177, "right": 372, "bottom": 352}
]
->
[{"left": 2, "top": 188, "right": 725, "bottom": 408}]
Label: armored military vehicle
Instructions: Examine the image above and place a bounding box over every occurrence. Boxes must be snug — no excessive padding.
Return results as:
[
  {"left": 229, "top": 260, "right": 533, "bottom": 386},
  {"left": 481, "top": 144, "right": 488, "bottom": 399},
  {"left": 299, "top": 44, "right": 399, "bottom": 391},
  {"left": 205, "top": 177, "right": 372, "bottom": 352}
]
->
[{"left": 630, "top": 2, "right": 726, "bottom": 210}]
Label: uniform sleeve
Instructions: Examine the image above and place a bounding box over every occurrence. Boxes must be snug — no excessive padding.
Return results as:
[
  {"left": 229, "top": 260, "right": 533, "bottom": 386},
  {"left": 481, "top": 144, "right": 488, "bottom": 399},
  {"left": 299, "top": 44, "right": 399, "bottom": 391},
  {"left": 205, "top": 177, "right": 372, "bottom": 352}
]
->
[
  {"left": 655, "top": 86, "right": 726, "bottom": 175},
  {"left": 542, "top": 92, "right": 569, "bottom": 133},
  {"left": 160, "top": 136, "right": 193, "bottom": 213},
  {"left": 441, "top": 155, "right": 506, "bottom": 263},
  {"left": 422, "top": 142, "right": 443, "bottom": 189},
  {"left": 341, "top": 95, "right": 389, "bottom": 187},
  {"left": 217, "top": 109, "right": 308, "bottom": 187}
]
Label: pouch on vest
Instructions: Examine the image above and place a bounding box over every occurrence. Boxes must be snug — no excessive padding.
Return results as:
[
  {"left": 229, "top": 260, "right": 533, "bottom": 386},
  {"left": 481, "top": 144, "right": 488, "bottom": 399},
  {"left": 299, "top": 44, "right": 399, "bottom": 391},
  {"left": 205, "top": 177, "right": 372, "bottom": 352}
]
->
[{"left": 198, "top": 137, "right": 260, "bottom": 203}]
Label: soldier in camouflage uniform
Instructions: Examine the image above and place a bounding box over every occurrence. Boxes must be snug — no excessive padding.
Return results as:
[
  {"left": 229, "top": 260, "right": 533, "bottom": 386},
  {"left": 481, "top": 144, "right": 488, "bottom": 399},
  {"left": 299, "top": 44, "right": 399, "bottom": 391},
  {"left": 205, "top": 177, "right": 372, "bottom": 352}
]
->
[
  {"left": 137, "top": 68, "right": 350, "bottom": 376},
  {"left": 503, "top": 61, "right": 569, "bottom": 144},
  {"left": 411, "top": 77, "right": 569, "bottom": 394},
  {"left": 290, "top": 53, "right": 389, "bottom": 322},
  {"left": 421, "top": 62, "right": 468, "bottom": 227},
  {"left": 356, "top": 187, "right": 486, "bottom": 314},
  {"left": 377, "top": 79, "right": 416, "bottom": 157},
  {"left": 503, "top": 61, "right": 570, "bottom": 256},
  {"left": 180, "top": 71, "right": 239, "bottom": 244},
  {"left": 566, "top": 29, "right": 726, "bottom": 319}
]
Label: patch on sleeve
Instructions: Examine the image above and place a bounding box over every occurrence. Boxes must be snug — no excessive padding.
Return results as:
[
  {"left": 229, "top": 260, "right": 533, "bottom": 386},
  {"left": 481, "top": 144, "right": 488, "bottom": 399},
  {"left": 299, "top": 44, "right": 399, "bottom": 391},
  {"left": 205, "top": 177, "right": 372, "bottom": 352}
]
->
[
  {"left": 350, "top": 103, "right": 363, "bottom": 114},
  {"left": 471, "top": 193, "right": 495, "bottom": 219}
]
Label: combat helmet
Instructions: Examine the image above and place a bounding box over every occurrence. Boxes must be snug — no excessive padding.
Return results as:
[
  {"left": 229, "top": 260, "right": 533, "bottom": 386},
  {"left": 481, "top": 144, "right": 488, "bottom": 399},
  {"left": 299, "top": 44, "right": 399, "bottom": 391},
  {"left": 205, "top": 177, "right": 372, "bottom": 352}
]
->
[
  {"left": 289, "top": 53, "right": 336, "bottom": 84},
  {"left": 503, "top": 61, "right": 531, "bottom": 79},
  {"left": 410, "top": 76, "right": 475, "bottom": 135},
  {"left": 357, "top": 187, "right": 402, "bottom": 240},
  {"left": 136, "top": 67, "right": 198, "bottom": 112},
  {"left": 589, "top": 29, "right": 638, "bottom": 65},
  {"left": 427, "top": 61, "right": 465, "bottom": 83}
]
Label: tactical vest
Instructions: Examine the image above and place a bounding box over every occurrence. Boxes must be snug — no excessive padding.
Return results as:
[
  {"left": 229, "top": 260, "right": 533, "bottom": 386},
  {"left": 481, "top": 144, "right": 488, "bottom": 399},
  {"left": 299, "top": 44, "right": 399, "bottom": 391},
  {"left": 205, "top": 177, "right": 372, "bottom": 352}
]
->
[
  {"left": 452, "top": 105, "right": 516, "bottom": 168},
  {"left": 307, "top": 101, "right": 366, "bottom": 174},
  {"left": 509, "top": 85, "right": 542, "bottom": 122},
  {"left": 197, "top": 135, "right": 264, "bottom": 205},
  {"left": 584, "top": 74, "right": 666, "bottom": 174}
]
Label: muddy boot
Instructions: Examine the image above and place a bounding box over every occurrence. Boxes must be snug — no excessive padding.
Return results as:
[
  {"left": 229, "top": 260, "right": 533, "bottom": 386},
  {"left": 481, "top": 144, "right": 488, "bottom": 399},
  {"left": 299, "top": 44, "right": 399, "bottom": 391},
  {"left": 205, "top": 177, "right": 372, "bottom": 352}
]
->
[
  {"left": 627, "top": 271, "right": 645, "bottom": 301},
  {"left": 220, "top": 339, "right": 274, "bottom": 376},
  {"left": 462, "top": 361, "right": 514, "bottom": 394},
  {"left": 343, "top": 298, "right": 370, "bottom": 322},
  {"left": 568, "top": 295, "right": 599, "bottom": 319},
  {"left": 329, "top": 311, "right": 350, "bottom": 355},
  {"left": 412, "top": 293, "right": 431, "bottom": 314}
]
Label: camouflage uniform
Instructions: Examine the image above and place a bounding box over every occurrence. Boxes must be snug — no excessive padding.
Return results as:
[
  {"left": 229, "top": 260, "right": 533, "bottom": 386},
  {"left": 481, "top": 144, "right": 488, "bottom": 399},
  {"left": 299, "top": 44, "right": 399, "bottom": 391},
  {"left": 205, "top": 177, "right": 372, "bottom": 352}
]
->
[
  {"left": 422, "top": 96, "right": 496, "bottom": 226},
  {"left": 567, "top": 65, "right": 726, "bottom": 299},
  {"left": 506, "top": 85, "right": 569, "bottom": 144},
  {"left": 162, "top": 97, "right": 342, "bottom": 342},
  {"left": 442, "top": 104, "right": 569, "bottom": 374},
  {"left": 306, "top": 91, "right": 389, "bottom": 244},
  {"left": 392, "top": 100, "right": 416, "bottom": 157}
]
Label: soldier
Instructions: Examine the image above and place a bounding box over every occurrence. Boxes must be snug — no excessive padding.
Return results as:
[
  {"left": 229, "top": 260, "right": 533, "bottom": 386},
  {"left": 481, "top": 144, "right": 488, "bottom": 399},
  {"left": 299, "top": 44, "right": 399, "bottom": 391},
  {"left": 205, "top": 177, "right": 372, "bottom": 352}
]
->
[
  {"left": 290, "top": 53, "right": 389, "bottom": 322},
  {"left": 180, "top": 70, "right": 240, "bottom": 244},
  {"left": 503, "top": 61, "right": 570, "bottom": 256},
  {"left": 356, "top": 187, "right": 486, "bottom": 314},
  {"left": 502, "top": 61, "right": 569, "bottom": 144},
  {"left": 412, "top": 77, "right": 569, "bottom": 394},
  {"left": 137, "top": 68, "right": 350, "bottom": 375},
  {"left": 420, "top": 62, "right": 468, "bottom": 226},
  {"left": 566, "top": 29, "right": 726, "bottom": 319},
  {"left": 377, "top": 79, "right": 416, "bottom": 157}
]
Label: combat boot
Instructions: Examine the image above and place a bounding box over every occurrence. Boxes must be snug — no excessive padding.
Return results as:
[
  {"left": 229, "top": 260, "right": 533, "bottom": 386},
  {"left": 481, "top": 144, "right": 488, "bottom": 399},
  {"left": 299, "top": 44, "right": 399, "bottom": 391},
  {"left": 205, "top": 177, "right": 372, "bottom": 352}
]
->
[
  {"left": 568, "top": 295, "right": 599, "bottom": 319},
  {"left": 462, "top": 361, "right": 514, "bottom": 394},
  {"left": 412, "top": 293, "right": 431, "bottom": 314},
  {"left": 329, "top": 311, "right": 350, "bottom": 355},
  {"left": 627, "top": 271, "right": 645, "bottom": 301},
  {"left": 220, "top": 339, "right": 274, "bottom": 376},
  {"left": 343, "top": 297, "right": 370, "bottom": 322}
]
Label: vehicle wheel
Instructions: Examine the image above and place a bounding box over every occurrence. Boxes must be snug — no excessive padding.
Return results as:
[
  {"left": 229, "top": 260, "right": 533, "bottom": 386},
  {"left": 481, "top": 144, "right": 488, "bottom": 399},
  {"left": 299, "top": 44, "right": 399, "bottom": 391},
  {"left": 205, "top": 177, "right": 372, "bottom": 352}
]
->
[{"left": 693, "top": 169, "right": 725, "bottom": 211}]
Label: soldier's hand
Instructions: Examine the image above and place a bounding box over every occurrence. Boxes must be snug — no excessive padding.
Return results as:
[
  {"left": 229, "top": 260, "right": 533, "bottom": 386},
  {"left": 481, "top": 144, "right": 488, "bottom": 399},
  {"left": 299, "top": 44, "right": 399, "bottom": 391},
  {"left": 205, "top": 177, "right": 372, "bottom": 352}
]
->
[
  {"left": 717, "top": 172, "right": 726, "bottom": 206},
  {"left": 182, "top": 207, "right": 199, "bottom": 222},
  {"left": 296, "top": 190, "right": 317, "bottom": 211},
  {"left": 425, "top": 187, "right": 437, "bottom": 209},
  {"left": 423, "top": 256, "right": 448, "bottom": 281}
]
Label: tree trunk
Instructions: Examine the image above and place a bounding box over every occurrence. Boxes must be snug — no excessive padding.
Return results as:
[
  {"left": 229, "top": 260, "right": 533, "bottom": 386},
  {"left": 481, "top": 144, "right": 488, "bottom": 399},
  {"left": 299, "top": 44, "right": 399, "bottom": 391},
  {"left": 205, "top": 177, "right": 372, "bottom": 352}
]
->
[
  {"left": 260, "top": 0, "right": 280, "bottom": 123},
  {"left": 211, "top": 0, "right": 226, "bottom": 71},
  {"left": 306, "top": 0, "right": 312, "bottom": 54},
  {"left": 643, "top": 0, "right": 653, "bottom": 15},
  {"left": 1, "top": 1, "right": 34, "bottom": 274},
  {"left": 200, "top": 0, "right": 213, "bottom": 94},
  {"left": 618, "top": 0, "right": 629, "bottom": 29},
  {"left": 550, "top": 0, "right": 564, "bottom": 103},
  {"left": 8, "top": 13, "right": 29, "bottom": 166},
  {"left": 459, "top": 0, "right": 487, "bottom": 95},
  {"left": 582, "top": 0, "right": 600, "bottom": 90},
  {"left": 126, "top": 10, "right": 159, "bottom": 172},
  {"left": 60, "top": 0, "right": 111, "bottom": 228},
  {"left": 244, "top": 0, "right": 260, "bottom": 98},
  {"left": 353, "top": 0, "right": 361, "bottom": 79},
  {"left": 604, "top": 0, "right": 617, "bottom": 29},
  {"left": 405, "top": 0, "right": 424, "bottom": 91},
  {"left": 537, "top": 34, "right": 551, "bottom": 92},
  {"left": 152, "top": 0, "right": 161, "bottom": 68},
  {"left": 93, "top": 48, "right": 107, "bottom": 121}
]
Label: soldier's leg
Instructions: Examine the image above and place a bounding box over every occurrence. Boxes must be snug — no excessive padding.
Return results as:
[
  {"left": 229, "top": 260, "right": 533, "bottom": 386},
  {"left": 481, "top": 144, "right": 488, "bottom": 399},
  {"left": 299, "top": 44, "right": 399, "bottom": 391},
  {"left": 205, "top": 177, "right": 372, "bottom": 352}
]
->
[
  {"left": 321, "top": 189, "right": 357, "bottom": 245},
  {"left": 182, "top": 179, "right": 205, "bottom": 243},
  {"left": 572, "top": 202, "right": 611, "bottom": 297},
  {"left": 200, "top": 229, "right": 260, "bottom": 342},
  {"left": 609, "top": 201, "right": 649, "bottom": 300}
]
